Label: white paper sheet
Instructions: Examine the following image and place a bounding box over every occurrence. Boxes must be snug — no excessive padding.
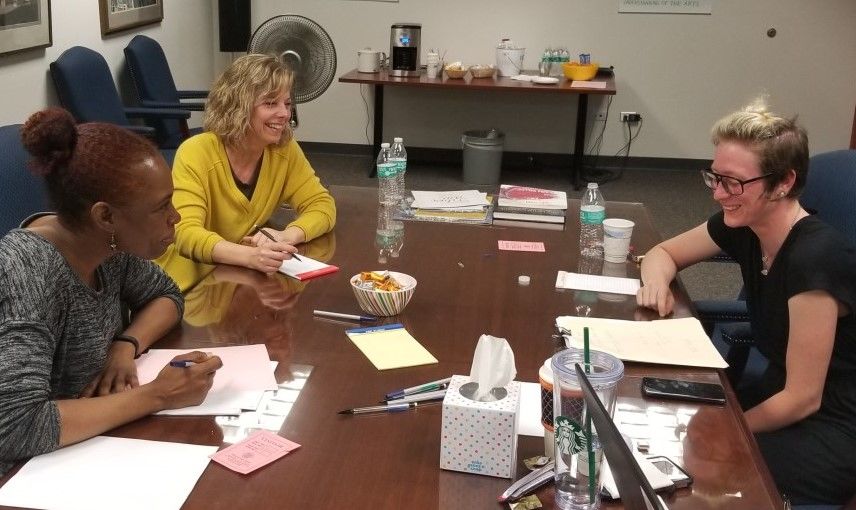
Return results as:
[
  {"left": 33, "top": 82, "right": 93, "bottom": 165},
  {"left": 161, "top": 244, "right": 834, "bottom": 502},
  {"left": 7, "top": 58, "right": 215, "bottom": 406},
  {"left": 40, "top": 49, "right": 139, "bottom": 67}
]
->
[
  {"left": 517, "top": 381, "right": 545, "bottom": 437},
  {"left": 601, "top": 452, "right": 675, "bottom": 498},
  {"left": 555, "top": 271, "right": 641, "bottom": 295},
  {"left": 0, "top": 436, "right": 217, "bottom": 510},
  {"left": 136, "top": 345, "right": 278, "bottom": 415},
  {"left": 410, "top": 190, "right": 488, "bottom": 210},
  {"left": 555, "top": 316, "right": 728, "bottom": 369}
]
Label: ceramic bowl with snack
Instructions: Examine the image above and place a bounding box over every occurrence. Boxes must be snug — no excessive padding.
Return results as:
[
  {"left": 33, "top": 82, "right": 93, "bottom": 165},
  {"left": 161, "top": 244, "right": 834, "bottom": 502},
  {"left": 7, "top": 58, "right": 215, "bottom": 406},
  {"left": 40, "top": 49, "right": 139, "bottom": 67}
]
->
[
  {"left": 469, "top": 64, "right": 496, "bottom": 79},
  {"left": 350, "top": 271, "right": 417, "bottom": 316},
  {"left": 444, "top": 62, "right": 468, "bottom": 79},
  {"left": 561, "top": 62, "right": 599, "bottom": 81}
]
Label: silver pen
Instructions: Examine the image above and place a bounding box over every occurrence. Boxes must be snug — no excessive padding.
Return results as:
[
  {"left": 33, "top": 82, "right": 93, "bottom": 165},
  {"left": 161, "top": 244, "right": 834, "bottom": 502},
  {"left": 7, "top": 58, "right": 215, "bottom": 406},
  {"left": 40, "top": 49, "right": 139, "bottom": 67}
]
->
[
  {"left": 338, "top": 402, "right": 417, "bottom": 415},
  {"left": 384, "top": 389, "right": 447, "bottom": 404},
  {"left": 498, "top": 460, "right": 555, "bottom": 503}
]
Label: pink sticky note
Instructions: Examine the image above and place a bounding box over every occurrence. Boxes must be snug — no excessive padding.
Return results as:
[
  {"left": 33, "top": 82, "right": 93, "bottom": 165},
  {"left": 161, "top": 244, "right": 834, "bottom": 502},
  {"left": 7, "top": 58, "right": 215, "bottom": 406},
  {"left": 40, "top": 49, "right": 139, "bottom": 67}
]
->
[
  {"left": 498, "top": 240, "right": 546, "bottom": 252},
  {"left": 211, "top": 430, "right": 301, "bottom": 475}
]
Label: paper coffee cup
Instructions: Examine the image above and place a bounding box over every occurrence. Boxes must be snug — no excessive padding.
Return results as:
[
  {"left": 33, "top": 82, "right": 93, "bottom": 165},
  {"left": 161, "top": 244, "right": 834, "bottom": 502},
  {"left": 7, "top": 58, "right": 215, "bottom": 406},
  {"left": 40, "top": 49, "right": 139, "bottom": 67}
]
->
[
  {"left": 602, "top": 218, "right": 634, "bottom": 263},
  {"left": 538, "top": 358, "right": 555, "bottom": 458}
]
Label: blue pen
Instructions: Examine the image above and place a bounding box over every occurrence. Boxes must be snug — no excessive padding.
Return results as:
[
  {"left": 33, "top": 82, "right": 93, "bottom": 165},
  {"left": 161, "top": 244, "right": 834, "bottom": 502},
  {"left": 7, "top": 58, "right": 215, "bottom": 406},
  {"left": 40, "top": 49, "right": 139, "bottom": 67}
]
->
[
  {"left": 338, "top": 402, "right": 418, "bottom": 415},
  {"left": 346, "top": 323, "right": 404, "bottom": 335},
  {"left": 169, "top": 360, "right": 198, "bottom": 368}
]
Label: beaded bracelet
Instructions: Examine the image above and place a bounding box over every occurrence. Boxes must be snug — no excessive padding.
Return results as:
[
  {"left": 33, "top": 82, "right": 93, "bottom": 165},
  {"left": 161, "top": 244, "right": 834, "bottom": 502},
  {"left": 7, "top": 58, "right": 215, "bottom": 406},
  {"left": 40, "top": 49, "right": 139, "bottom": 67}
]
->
[{"left": 112, "top": 334, "right": 141, "bottom": 359}]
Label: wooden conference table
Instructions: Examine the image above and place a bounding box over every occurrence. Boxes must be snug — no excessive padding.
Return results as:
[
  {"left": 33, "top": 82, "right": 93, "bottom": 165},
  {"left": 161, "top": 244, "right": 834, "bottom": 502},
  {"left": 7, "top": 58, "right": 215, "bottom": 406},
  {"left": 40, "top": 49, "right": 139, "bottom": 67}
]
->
[
  {"left": 0, "top": 186, "right": 780, "bottom": 509},
  {"left": 338, "top": 69, "right": 617, "bottom": 189}
]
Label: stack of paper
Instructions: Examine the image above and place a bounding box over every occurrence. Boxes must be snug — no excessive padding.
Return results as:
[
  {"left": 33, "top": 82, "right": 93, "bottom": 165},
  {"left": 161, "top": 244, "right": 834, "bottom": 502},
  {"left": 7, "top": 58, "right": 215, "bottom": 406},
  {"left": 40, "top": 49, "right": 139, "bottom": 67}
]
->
[
  {"left": 278, "top": 255, "right": 338, "bottom": 281},
  {"left": 345, "top": 323, "right": 438, "bottom": 370},
  {"left": 493, "top": 185, "right": 567, "bottom": 224},
  {"left": 135, "top": 344, "right": 279, "bottom": 415},
  {"left": 400, "top": 190, "right": 494, "bottom": 224}
]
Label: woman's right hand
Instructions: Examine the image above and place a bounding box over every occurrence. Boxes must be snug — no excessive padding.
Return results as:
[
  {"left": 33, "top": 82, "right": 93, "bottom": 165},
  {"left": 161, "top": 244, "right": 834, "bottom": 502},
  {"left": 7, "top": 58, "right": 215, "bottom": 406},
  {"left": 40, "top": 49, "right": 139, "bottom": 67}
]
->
[
  {"left": 242, "top": 243, "right": 292, "bottom": 273},
  {"left": 636, "top": 280, "right": 675, "bottom": 317},
  {"left": 151, "top": 351, "right": 222, "bottom": 410}
]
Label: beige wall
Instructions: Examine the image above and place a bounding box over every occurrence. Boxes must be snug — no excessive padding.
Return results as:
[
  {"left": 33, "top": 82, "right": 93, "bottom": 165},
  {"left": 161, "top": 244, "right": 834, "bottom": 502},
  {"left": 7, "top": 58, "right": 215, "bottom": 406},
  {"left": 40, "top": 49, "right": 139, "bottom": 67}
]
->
[
  {"left": 0, "top": 0, "right": 214, "bottom": 128},
  {"left": 252, "top": 0, "right": 856, "bottom": 158}
]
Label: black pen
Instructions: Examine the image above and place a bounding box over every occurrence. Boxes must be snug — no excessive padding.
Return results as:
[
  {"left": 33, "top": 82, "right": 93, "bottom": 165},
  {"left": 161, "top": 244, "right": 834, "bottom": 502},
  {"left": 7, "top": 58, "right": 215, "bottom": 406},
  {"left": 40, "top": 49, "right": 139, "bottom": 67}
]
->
[
  {"left": 253, "top": 224, "right": 302, "bottom": 261},
  {"left": 338, "top": 402, "right": 418, "bottom": 415}
]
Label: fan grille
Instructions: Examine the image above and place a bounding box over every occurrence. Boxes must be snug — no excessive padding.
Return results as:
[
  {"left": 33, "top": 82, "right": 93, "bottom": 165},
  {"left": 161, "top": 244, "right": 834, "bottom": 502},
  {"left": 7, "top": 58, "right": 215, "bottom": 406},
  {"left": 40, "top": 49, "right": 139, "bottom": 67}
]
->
[{"left": 248, "top": 15, "right": 337, "bottom": 104}]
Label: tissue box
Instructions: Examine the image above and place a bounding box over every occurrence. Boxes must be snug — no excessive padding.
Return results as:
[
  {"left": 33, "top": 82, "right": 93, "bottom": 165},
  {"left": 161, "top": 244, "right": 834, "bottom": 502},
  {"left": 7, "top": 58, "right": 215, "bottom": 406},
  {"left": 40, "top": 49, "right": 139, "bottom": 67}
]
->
[{"left": 440, "top": 375, "right": 521, "bottom": 478}]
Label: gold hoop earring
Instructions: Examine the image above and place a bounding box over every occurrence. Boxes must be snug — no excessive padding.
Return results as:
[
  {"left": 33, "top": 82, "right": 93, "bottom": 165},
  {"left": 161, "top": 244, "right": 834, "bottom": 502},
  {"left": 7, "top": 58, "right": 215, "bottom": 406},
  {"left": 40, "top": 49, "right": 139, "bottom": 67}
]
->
[{"left": 109, "top": 232, "right": 117, "bottom": 251}]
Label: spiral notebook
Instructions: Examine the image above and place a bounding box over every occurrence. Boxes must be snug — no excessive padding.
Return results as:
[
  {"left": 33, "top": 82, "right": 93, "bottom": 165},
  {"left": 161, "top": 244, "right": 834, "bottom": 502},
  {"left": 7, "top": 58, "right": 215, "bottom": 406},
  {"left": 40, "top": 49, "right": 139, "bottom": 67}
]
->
[{"left": 278, "top": 255, "right": 339, "bottom": 281}]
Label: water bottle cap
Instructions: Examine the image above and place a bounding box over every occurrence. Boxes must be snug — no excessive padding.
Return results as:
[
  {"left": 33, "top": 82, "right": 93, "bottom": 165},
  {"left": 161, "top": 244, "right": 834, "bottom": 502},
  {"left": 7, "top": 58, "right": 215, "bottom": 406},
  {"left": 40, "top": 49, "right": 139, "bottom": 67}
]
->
[
  {"left": 381, "top": 142, "right": 390, "bottom": 148},
  {"left": 393, "top": 137, "right": 403, "bottom": 143},
  {"left": 586, "top": 182, "right": 598, "bottom": 189}
]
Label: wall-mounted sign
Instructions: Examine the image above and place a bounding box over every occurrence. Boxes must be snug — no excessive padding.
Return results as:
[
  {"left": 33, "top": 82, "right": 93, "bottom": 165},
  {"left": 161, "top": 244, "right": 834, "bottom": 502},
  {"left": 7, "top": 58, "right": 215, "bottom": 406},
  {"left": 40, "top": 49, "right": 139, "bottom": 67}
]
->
[{"left": 619, "top": 0, "right": 712, "bottom": 14}]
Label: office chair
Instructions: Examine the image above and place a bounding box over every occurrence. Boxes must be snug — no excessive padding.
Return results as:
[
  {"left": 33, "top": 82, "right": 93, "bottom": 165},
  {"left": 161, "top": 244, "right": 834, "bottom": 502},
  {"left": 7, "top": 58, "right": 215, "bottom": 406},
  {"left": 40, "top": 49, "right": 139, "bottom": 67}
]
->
[
  {"left": 49, "top": 46, "right": 191, "bottom": 150},
  {"left": 124, "top": 35, "right": 207, "bottom": 149},
  {"left": 0, "top": 124, "right": 50, "bottom": 235},
  {"left": 696, "top": 149, "right": 856, "bottom": 385}
]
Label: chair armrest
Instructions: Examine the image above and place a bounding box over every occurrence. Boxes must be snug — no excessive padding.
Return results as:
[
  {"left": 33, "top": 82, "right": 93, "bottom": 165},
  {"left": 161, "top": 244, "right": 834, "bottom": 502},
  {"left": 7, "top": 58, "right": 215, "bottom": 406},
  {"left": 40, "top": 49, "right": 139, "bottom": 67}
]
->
[
  {"left": 124, "top": 106, "right": 191, "bottom": 120},
  {"left": 125, "top": 125, "right": 157, "bottom": 138},
  {"left": 718, "top": 322, "right": 754, "bottom": 347},
  {"left": 139, "top": 99, "right": 205, "bottom": 112},
  {"left": 177, "top": 90, "right": 209, "bottom": 99},
  {"left": 694, "top": 299, "right": 749, "bottom": 323}
]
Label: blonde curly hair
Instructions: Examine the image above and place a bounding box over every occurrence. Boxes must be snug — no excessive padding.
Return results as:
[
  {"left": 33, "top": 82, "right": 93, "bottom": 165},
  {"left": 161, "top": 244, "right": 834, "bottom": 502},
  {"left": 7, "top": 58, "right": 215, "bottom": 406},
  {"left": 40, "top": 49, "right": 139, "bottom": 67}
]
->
[
  {"left": 711, "top": 97, "right": 809, "bottom": 197},
  {"left": 203, "top": 54, "right": 294, "bottom": 147}
]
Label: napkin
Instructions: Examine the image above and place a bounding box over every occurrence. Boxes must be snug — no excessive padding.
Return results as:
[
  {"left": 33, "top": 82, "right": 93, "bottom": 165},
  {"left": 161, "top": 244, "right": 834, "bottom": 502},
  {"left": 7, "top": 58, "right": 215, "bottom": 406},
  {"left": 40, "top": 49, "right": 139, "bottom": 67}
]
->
[{"left": 468, "top": 335, "right": 517, "bottom": 401}]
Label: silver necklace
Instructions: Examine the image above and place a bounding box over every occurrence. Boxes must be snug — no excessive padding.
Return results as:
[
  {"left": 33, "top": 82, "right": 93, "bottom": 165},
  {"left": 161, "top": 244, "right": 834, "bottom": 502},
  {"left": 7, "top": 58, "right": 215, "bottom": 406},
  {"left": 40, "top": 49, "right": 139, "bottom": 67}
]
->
[{"left": 761, "top": 206, "right": 803, "bottom": 276}]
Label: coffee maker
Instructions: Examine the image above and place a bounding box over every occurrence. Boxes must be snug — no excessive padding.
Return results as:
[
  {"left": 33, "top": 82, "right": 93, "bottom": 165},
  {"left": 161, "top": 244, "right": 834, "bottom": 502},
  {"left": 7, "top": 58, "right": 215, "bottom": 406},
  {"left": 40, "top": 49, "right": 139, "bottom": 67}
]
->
[{"left": 389, "top": 23, "right": 421, "bottom": 76}]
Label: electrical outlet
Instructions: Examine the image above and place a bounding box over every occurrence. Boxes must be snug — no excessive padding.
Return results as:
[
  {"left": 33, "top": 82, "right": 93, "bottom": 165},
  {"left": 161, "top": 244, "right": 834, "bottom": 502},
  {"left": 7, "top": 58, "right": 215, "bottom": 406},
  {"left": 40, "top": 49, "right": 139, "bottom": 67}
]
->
[{"left": 620, "top": 111, "right": 641, "bottom": 123}]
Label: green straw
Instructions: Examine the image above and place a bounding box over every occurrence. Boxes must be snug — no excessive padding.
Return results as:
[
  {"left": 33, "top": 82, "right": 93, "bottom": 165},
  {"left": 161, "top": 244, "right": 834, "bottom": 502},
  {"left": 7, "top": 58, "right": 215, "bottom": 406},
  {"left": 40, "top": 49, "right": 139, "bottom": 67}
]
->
[{"left": 583, "top": 327, "right": 595, "bottom": 502}]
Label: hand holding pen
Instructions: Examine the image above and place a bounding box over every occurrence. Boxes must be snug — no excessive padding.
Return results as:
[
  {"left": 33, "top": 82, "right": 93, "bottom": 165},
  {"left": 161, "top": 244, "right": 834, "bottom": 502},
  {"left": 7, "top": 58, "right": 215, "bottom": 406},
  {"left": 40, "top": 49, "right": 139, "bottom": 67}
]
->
[
  {"left": 155, "top": 351, "right": 222, "bottom": 410},
  {"left": 251, "top": 225, "right": 302, "bottom": 261}
]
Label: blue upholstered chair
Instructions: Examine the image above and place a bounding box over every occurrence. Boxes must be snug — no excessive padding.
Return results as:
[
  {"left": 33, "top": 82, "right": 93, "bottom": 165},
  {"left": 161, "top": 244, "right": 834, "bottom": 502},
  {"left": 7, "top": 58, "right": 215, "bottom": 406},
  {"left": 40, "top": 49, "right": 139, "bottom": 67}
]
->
[
  {"left": 49, "top": 46, "right": 191, "bottom": 149},
  {"left": 124, "top": 35, "right": 207, "bottom": 149},
  {"left": 0, "top": 124, "right": 49, "bottom": 235},
  {"left": 697, "top": 150, "right": 856, "bottom": 386}
]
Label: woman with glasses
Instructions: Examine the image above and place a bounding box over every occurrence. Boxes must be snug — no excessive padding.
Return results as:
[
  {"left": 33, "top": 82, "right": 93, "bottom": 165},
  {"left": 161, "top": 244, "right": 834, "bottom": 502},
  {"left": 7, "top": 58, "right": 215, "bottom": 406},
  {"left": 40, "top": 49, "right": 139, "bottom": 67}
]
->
[{"left": 637, "top": 100, "right": 856, "bottom": 505}]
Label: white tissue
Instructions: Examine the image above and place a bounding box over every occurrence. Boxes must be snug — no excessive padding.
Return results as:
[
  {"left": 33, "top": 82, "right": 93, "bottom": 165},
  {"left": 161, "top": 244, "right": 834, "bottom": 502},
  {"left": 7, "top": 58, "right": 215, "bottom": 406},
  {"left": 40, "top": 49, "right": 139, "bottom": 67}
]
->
[{"left": 469, "top": 335, "right": 517, "bottom": 401}]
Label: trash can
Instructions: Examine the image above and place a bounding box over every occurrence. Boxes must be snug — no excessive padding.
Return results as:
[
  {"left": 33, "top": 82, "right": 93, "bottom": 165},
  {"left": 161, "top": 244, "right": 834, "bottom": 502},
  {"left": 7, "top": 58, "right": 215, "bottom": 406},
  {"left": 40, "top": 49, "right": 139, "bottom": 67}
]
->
[{"left": 462, "top": 129, "right": 504, "bottom": 185}]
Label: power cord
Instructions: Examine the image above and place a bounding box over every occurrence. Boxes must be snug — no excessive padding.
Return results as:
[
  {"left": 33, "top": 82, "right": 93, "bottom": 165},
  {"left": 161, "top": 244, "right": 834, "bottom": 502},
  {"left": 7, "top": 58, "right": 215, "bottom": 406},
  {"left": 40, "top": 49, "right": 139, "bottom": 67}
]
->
[
  {"left": 582, "top": 114, "right": 643, "bottom": 185},
  {"left": 359, "top": 84, "right": 371, "bottom": 145}
]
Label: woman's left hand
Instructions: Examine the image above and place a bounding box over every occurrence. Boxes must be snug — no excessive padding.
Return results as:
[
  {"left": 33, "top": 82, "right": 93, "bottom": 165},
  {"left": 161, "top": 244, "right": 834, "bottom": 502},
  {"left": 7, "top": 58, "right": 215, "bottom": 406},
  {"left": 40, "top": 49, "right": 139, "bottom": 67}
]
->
[{"left": 80, "top": 341, "right": 140, "bottom": 397}]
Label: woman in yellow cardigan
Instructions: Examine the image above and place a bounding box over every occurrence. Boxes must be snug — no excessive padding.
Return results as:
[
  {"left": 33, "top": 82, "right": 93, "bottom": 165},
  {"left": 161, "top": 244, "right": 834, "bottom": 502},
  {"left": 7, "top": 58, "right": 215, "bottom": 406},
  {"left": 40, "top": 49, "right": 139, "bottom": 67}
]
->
[{"left": 156, "top": 54, "right": 336, "bottom": 291}]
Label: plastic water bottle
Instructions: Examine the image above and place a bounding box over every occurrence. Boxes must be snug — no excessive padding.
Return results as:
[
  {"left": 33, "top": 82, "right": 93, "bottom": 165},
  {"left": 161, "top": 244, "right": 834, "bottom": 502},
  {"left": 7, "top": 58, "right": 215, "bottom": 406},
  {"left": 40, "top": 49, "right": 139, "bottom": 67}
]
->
[
  {"left": 390, "top": 137, "right": 407, "bottom": 209},
  {"left": 376, "top": 142, "right": 396, "bottom": 205},
  {"left": 580, "top": 182, "right": 605, "bottom": 257}
]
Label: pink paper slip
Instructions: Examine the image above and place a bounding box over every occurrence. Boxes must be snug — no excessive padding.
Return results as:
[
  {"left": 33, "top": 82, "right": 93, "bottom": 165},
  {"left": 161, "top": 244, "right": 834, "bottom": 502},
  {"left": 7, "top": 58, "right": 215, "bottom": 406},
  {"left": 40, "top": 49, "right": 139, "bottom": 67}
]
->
[
  {"left": 211, "top": 430, "right": 301, "bottom": 475},
  {"left": 498, "top": 240, "right": 546, "bottom": 252}
]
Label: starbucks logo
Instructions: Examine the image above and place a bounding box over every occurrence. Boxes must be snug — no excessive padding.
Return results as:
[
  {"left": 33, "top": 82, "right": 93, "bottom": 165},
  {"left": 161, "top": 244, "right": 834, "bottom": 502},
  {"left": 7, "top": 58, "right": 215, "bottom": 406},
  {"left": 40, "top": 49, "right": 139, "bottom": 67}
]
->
[{"left": 555, "top": 415, "right": 589, "bottom": 455}]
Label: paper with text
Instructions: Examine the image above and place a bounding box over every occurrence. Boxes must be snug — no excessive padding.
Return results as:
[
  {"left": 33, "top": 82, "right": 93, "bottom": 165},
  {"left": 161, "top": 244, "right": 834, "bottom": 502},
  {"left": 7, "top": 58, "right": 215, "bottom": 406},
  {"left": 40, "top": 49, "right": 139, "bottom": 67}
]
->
[
  {"left": 278, "top": 255, "right": 339, "bottom": 281},
  {"left": 555, "top": 271, "right": 640, "bottom": 295},
  {"left": 346, "top": 326, "right": 438, "bottom": 370},
  {"left": 0, "top": 436, "right": 217, "bottom": 510},
  {"left": 410, "top": 189, "right": 489, "bottom": 210},
  {"left": 555, "top": 316, "right": 728, "bottom": 368},
  {"left": 498, "top": 240, "right": 546, "bottom": 252},
  {"left": 211, "top": 430, "right": 300, "bottom": 474},
  {"left": 570, "top": 80, "right": 608, "bottom": 89}
]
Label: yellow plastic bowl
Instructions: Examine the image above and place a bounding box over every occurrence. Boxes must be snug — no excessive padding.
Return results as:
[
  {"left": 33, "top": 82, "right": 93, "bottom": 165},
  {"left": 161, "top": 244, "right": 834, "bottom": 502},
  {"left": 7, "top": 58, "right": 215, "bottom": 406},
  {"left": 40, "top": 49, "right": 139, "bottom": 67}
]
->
[
  {"left": 350, "top": 271, "right": 417, "bottom": 317},
  {"left": 562, "top": 62, "right": 598, "bottom": 81}
]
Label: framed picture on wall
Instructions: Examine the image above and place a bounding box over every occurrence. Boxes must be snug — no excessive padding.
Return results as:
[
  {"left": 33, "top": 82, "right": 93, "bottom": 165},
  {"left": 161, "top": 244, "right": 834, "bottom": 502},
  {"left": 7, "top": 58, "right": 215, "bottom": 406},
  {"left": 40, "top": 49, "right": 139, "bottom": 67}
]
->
[
  {"left": 99, "top": 0, "right": 163, "bottom": 36},
  {"left": 0, "top": 0, "right": 52, "bottom": 57}
]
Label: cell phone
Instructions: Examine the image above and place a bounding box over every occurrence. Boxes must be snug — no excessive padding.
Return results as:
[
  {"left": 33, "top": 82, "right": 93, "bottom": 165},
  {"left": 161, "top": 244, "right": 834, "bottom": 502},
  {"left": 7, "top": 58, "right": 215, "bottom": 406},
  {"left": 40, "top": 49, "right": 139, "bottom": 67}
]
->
[
  {"left": 641, "top": 377, "right": 726, "bottom": 405},
  {"left": 648, "top": 456, "right": 693, "bottom": 489}
]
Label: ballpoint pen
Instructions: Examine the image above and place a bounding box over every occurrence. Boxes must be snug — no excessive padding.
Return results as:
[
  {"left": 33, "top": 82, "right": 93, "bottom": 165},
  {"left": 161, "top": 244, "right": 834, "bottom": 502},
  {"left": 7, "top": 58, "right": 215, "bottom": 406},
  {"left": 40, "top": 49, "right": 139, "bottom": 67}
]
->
[
  {"left": 384, "top": 389, "right": 447, "bottom": 404},
  {"left": 253, "top": 224, "right": 302, "bottom": 261},
  {"left": 313, "top": 310, "right": 377, "bottom": 322},
  {"left": 169, "top": 360, "right": 198, "bottom": 368},
  {"left": 498, "top": 459, "right": 555, "bottom": 503},
  {"left": 385, "top": 377, "right": 453, "bottom": 400},
  {"left": 338, "top": 402, "right": 418, "bottom": 415}
]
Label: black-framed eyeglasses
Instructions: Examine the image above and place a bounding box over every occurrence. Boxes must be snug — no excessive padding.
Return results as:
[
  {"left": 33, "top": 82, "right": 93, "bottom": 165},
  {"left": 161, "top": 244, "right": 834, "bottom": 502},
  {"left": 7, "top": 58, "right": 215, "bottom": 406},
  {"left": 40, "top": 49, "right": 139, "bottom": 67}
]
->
[{"left": 700, "top": 169, "right": 774, "bottom": 196}]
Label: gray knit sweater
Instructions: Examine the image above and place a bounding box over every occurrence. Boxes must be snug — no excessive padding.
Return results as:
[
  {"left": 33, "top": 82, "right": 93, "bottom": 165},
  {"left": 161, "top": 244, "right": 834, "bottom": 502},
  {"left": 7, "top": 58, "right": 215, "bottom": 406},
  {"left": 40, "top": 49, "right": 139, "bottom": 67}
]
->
[{"left": 0, "top": 229, "right": 183, "bottom": 475}]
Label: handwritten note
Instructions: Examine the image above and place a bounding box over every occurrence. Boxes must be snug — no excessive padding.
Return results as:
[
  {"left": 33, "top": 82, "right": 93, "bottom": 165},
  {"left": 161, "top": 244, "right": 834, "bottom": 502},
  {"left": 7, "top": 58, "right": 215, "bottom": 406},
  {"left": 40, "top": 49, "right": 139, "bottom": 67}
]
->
[
  {"left": 498, "top": 240, "right": 546, "bottom": 252},
  {"left": 211, "top": 430, "right": 301, "bottom": 475},
  {"left": 555, "top": 316, "right": 728, "bottom": 369}
]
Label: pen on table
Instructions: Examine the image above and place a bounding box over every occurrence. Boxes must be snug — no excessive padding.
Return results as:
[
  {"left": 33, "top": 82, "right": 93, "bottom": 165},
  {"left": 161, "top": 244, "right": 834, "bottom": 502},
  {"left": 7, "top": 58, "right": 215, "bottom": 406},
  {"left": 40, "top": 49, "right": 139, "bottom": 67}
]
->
[
  {"left": 498, "top": 459, "right": 555, "bottom": 503},
  {"left": 313, "top": 310, "right": 377, "bottom": 322},
  {"left": 383, "top": 388, "right": 447, "bottom": 404},
  {"left": 253, "top": 224, "right": 302, "bottom": 261},
  {"left": 338, "top": 402, "right": 418, "bottom": 415},
  {"left": 385, "top": 377, "right": 453, "bottom": 400}
]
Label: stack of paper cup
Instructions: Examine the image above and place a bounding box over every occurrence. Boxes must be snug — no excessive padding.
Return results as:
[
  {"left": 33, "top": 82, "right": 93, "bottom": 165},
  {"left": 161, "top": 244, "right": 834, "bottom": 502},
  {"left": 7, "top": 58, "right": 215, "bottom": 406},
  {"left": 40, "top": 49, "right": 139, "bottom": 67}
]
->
[
  {"left": 426, "top": 51, "right": 441, "bottom": 78},
  {"left": 602, "top": 218, "right": 635, "bottom": 263},
  {"left": 538, "top": 358, "right": 555, "bottom": 458}
]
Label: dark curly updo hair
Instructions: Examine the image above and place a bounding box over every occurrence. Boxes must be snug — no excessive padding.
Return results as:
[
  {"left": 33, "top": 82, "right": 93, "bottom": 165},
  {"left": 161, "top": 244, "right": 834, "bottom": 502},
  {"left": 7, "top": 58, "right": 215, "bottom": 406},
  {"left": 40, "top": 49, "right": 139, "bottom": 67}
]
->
[{"left": 21, "top": 108, "right": 163, "bottom": 226}]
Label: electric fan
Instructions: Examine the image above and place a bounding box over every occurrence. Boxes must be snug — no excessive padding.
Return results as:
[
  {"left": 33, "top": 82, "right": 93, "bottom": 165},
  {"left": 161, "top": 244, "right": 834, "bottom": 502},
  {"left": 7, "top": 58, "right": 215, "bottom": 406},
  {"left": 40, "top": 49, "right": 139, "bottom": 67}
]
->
[{"left": 248, "top": 15, "right": 337, "bottom": 129}]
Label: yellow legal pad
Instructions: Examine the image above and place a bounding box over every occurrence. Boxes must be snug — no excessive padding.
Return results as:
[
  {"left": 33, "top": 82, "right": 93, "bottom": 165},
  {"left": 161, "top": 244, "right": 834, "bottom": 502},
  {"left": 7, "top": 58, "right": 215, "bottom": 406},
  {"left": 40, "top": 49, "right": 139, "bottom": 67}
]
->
[{"left": 345, "top": 324, "right": 438, "bottom": 370}]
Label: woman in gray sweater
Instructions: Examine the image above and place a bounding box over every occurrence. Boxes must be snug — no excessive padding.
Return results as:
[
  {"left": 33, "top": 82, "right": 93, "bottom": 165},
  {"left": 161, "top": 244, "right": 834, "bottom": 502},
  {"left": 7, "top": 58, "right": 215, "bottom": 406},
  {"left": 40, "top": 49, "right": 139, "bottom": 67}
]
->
[{"left": 0, "top": 108, "right": 222, "bottom": 476}]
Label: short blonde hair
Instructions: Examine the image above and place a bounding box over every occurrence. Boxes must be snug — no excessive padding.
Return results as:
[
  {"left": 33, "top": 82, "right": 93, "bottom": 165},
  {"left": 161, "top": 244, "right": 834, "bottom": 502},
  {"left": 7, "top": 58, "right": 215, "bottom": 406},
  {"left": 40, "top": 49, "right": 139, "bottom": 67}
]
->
[
  {"left": 203, "top": 54, "right": 294, "bottom": 147},
  {"left": 711, "top": 98, "right": 809, "bottom": 197}
]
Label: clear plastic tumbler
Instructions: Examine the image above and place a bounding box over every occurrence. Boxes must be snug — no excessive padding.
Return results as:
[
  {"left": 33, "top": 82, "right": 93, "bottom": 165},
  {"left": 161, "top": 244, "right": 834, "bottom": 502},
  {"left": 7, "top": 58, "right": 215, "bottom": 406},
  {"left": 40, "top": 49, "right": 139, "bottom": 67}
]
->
[{"left": 552, "top": 349, "right": 624, "bottom": 510}]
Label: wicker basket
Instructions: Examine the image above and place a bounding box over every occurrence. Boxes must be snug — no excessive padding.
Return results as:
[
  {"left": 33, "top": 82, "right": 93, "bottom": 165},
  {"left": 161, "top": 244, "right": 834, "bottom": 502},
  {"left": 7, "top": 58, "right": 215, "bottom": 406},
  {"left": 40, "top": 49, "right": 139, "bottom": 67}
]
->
[
  {"left": 444, "top": 65, "right": 468, "bottom": 79},
  {"left": 469, "top": 65, "right": 496, "bottom": 79}
]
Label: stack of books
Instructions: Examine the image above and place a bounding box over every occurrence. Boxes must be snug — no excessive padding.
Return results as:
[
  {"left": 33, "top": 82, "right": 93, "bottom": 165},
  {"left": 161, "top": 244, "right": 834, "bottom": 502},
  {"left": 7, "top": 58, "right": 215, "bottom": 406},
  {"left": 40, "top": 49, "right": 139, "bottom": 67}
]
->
[
  {"left": 492, "top": 185, "right": 567, "bottom": 229},
  {"left": 399, "top": 190, "right": 494, "bottom": 225}
]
